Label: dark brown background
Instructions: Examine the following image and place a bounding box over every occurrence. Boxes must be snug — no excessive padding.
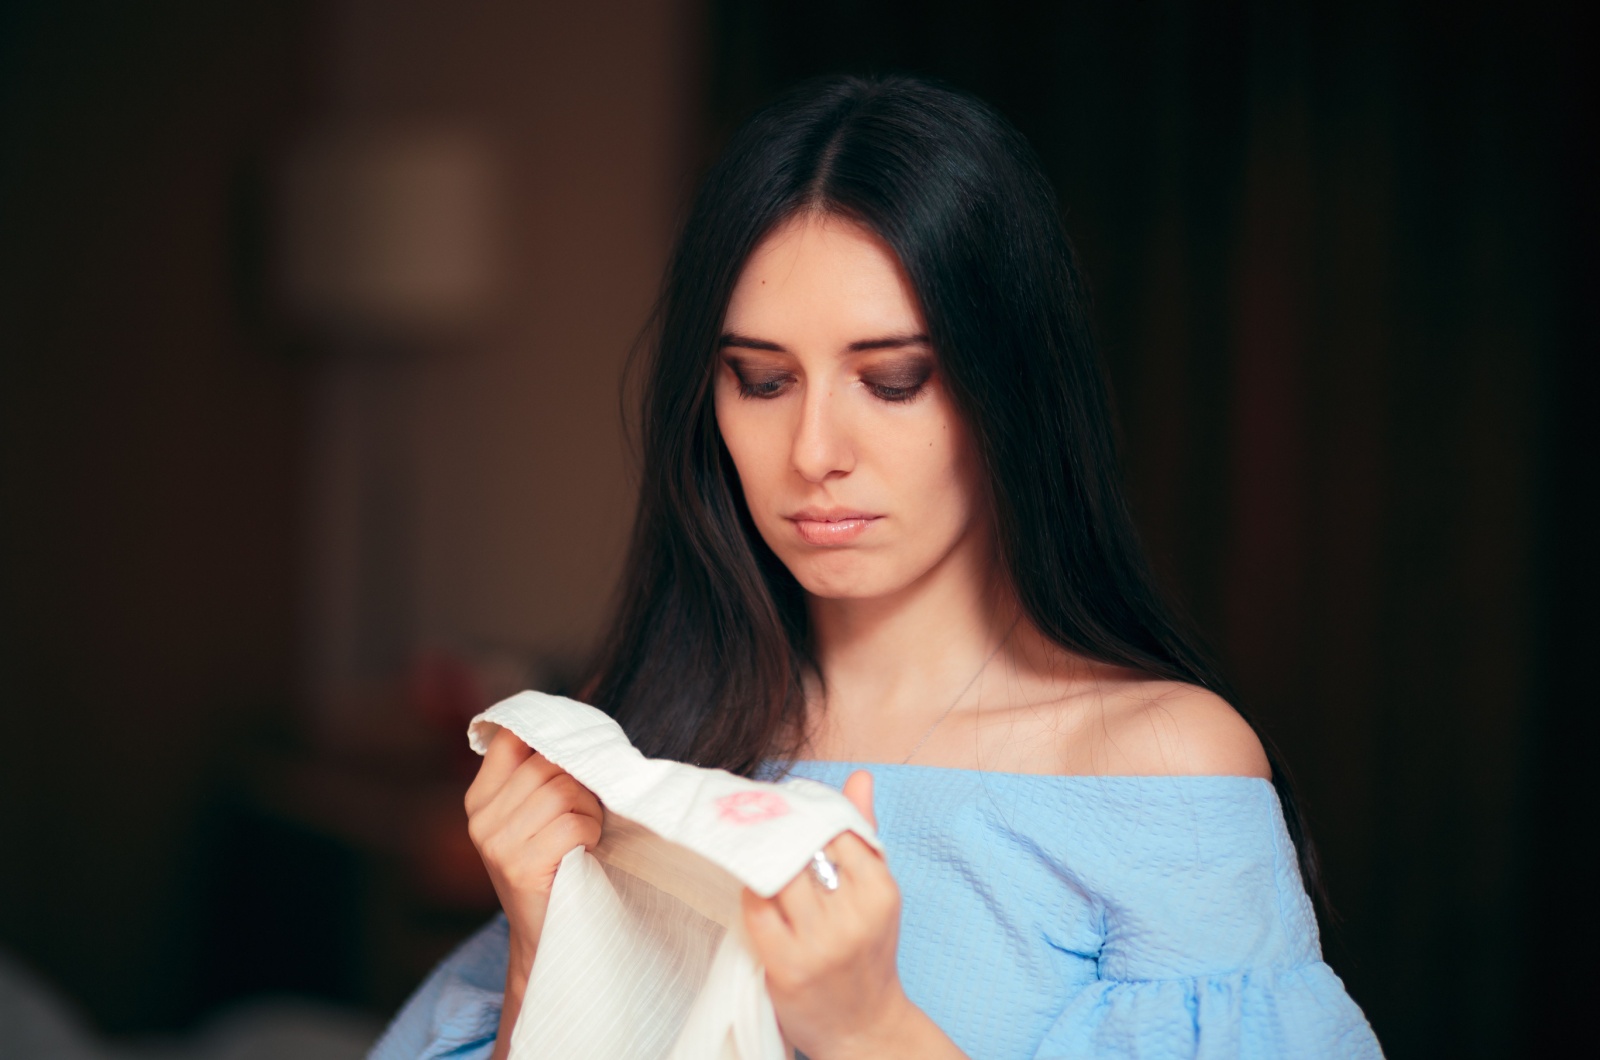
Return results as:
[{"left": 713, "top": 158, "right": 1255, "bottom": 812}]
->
[{"left": 1, "top": 1, "right": 1591, "bottom": 1057}]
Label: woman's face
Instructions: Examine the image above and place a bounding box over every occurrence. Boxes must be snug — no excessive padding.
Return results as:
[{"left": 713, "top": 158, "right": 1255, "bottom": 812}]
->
[{"left": 714, "top": 212, "right": 989, "bottom": 602}]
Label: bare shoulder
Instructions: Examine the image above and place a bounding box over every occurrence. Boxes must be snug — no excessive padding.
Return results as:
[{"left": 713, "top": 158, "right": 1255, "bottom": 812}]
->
[{"left": 1054, "top": 675, "right": 1273, "bottom": 779}]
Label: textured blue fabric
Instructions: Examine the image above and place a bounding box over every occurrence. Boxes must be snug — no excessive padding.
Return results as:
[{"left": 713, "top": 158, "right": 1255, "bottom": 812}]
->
[
  {"left": 370, "top": 913, "right": 508, "bottom": 1060},
  {"left": 371, "top": 763, "right": 1381, "bottom": 1059}
]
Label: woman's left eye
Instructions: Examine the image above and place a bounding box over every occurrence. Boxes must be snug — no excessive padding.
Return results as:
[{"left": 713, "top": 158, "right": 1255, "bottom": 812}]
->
[
  {"left": 868, "top": 382, "right": 924, "bottom": 403},
  {"left": 861, "top": 360, "right": 933, "bottom": 404},
  {"left": 735, "top": 376, "right": 789, "bottom": 399}
]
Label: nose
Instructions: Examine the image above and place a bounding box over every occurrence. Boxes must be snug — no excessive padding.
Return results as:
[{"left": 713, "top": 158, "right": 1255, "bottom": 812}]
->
[{"left": 790, "top": 382, "right": 854, "bottom": 483}]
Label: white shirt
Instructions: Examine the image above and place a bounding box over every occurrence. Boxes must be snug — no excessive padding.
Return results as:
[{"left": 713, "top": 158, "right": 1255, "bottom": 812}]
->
[{"left": 467, "top": 692, "right": 880, "bottom": 1060}]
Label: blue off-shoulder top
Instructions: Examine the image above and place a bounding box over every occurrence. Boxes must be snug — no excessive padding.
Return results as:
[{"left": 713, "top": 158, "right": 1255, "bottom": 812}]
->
[{"left": 370, "top": 763, "right": 1382, "bottom": 1059}]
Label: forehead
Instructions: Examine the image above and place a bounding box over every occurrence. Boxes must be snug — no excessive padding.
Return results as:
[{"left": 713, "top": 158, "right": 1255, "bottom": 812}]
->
[{"left": 723, "top": 213, "right": 926, "bottom": 339}]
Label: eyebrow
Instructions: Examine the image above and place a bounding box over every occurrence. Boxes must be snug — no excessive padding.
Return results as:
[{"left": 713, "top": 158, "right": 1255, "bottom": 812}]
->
[{"left": 718, "top": 331, "right": 932, "bottom": 353}]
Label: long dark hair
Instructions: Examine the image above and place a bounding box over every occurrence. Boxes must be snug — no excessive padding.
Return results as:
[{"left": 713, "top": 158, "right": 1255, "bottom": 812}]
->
[{"left": 583, "top": 73, "right": 1320, "bottom": 899}]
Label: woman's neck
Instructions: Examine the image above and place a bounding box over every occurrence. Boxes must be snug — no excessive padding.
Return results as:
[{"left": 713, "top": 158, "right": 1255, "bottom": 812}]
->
[{"left": 801, "top": 529, "right": 1028, "bottom": 755}]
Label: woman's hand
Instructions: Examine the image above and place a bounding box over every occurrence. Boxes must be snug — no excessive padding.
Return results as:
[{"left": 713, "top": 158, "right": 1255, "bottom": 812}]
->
[
  {"left": 741, "top": 771, "right": 964, "bottom": 1060},
  {"left": 464, "top": 724, "right": 603, "bottom": 1060}
]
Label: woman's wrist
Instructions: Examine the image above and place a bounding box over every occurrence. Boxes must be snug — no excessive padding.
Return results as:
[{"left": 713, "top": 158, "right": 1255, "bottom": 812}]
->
[
  {"left": 487, "top": 934, "right": 534, "bottom": 1060},
  {"left": 819, "top": 993, "right": 968, "bottom": 1060},
  {"left": 506, "top": 928, "right": 536, "bottom": 983},
  {"left": 503, "top": 933, "right": 536, "bottom": 1010}
]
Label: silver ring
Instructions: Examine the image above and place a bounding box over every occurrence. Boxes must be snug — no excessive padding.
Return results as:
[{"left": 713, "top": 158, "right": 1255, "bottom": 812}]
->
[{"left": 807, "top": 850, "right": 840, "bottom": 892}]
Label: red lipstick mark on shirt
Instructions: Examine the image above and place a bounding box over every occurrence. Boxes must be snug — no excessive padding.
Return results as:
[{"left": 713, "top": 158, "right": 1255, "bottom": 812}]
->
[{"left": 714, "top": 790, "right": 790, "bottom": 824}]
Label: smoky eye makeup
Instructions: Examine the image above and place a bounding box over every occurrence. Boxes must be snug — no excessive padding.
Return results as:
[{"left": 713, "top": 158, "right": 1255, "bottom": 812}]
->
[
  {"left": 861, "top": 356, "right": 935, "bottom": 402},
  {"left": 718, "top": 350, "right": 937, "bottom": 403},
  {"left": 722, "top": 355, "right": 791, "bottom": 399}
]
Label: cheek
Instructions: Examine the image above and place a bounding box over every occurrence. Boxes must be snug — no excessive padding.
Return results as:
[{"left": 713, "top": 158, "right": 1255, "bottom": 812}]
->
[
  {"left": 714, "top": 396, "right": 779, "bottom": 502},
  {"left": 910, "top": 453, "right": 987, "bottom": 574},
  {"left": 888, "top": 416, "right": 980, "bottom": 520}
]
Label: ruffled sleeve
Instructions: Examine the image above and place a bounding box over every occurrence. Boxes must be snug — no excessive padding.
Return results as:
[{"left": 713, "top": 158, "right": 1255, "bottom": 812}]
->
[
  {"left": 368, "top": 914, "right": 509, "bottom": 1060},
  {"left": 1035, "top": 962, "right": 1379, "bottom": 1058},
  {"left": 1029, "top": 778, "right": 1381, "bottom": 1059}
]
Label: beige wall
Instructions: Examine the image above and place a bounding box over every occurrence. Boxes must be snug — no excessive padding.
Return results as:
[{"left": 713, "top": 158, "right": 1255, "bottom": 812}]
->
[
  {"left": 0, "top": 1, "right": 317, "bottom": 1027},
  {"left": 303, "top": 0, "right": 701, "bottom": 713},
  {"left": 0, "top": 0, "right": 702, "bottom": 1025}
]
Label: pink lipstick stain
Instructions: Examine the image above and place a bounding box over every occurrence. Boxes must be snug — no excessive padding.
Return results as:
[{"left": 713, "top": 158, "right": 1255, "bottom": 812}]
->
[{"left": 714, "top": 790, "right": 791, "bottom": 824}]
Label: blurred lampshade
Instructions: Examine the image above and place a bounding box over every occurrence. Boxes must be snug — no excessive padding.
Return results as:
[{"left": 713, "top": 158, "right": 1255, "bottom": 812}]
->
[{"left": 279, "top": 126, "right": 498, "bottom": 338}]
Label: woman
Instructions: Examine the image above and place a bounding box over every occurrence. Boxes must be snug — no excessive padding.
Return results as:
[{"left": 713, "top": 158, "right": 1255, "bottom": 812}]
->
[{"left": 372, "top": 74, "right": 1381, "bottom": 1059}]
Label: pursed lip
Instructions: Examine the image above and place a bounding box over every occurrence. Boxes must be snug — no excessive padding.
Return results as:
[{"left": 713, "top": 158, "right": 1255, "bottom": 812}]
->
[
  {"left": 784, "top": 508, "right": 882, "bottom": 547},
  {"left": 785, "top": 507, "right": 881, "bottom": 522}
]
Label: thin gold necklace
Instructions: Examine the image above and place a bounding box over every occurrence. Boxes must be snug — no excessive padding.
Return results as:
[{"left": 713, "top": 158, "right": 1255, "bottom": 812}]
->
[{"left": 895, "top": 615, "right": 1021, "bottom": 765}]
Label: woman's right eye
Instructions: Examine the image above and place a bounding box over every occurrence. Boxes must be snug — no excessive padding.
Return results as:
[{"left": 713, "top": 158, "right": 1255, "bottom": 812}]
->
[{"left": 735, "top": 375, "right": 789, "bottom": 399}]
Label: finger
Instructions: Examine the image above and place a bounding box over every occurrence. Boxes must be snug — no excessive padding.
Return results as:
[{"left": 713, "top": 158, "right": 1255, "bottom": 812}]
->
[
  {"left": 486, "top": 726, "right": 535, "bottom": 769},
  {"left": 544, "top": 764, "right": 603, "bottom": 819},
  {"left": 741, "top": 887, "right": 793, "bottom": 951},
  {"left": 773, "top": 860, "right": 826, "bottom": 932},
  {"left": 493, "top": 806, "right": 602, "bottom": 881},
  {"left": 533, "top": 771, "right": 604, "bottom": 829},
  {"left": 842, "top": 769, "right": 876, "bottom": 829},
  {"left": 824, "top": 830, "right": 886, "bottom": 888},
  {"left": 535, "top": 763, "right": 602, "bottom": 822},
  {"left": 472, "top": 768, "right": 574, "bottom": 857},
  {"left": 488, "top": 753, "right": 569, "bottom": 813},
  {"left": 489, "top": 769, "right": 596, "bottom": 841},
  {"left": 526, "top": 809, "right": 602, "bottom": 858},
  {"left": 466, "top": 728, "right": 535, "bottom": 811},
  {"left": 562, "top": 778, "right": 603, "bottom": 823}
]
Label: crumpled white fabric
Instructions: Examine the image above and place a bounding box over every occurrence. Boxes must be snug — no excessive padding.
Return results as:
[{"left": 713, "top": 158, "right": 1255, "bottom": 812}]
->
[{"left": 466, "top": 691, "right": 882, "bottom": 1060}]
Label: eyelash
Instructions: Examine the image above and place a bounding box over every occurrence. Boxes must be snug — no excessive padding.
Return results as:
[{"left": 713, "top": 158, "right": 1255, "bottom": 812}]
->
[
  {"left": 867, "top": 382, "right": 925, "bottom": 403},
  {"left": 732, "top": 376, "right": 927, "bottom": 404}
]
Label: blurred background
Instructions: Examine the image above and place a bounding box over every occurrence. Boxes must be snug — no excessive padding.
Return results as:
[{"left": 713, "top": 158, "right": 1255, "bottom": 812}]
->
[{"left": 0, "top": 1, "right": 1590, "bottom": 1057}]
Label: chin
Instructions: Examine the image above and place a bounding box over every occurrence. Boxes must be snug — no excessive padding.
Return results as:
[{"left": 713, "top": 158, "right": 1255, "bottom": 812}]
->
[{"left": 780, "top": 550, "right": 911, "bottom": 600}]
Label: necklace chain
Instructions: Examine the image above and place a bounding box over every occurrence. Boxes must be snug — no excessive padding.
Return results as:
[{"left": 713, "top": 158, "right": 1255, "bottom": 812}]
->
[{"left": 896, "top": 615, "right": 1020, "bottom": 765}]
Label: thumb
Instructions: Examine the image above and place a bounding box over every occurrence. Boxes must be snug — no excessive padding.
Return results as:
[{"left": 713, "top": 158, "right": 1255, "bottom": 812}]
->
[{"left": 842, "top": 769, "right": 876, "bottom": 829}]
